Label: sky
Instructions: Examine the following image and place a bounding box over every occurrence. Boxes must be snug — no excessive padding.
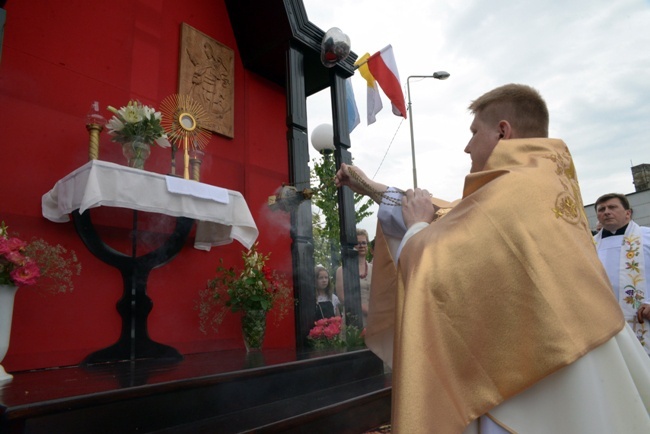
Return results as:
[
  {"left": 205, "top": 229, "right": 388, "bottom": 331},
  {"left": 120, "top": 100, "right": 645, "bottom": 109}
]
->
[{"left": 302, "top": 0, "right": 650, "bottom": 240}]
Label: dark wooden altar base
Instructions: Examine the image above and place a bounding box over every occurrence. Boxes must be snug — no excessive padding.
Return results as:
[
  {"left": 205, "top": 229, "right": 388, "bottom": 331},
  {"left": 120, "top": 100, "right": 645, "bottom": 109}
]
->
[{"left": 0, "top": 348, "right": 391, "bottom": 433}]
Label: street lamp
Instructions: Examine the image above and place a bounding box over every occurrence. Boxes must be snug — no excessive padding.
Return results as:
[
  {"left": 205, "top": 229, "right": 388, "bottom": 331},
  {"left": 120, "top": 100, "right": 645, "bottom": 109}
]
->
[
  {"left": 311, "top": 123, "right": 335, "bottom": 154},
  {"left": 407, "top": 71, "right": 450, "bottom": 188}
]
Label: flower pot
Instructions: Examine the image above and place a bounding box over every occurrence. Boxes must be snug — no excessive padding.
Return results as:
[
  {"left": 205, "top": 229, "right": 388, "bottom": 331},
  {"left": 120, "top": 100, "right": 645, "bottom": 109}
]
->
[
  {"left": 0, "top": 284, "right": 18, "bottom": 382},
  {"left": 122, "top": 138, "right": 152, "bottom": 169},
  {"left": 241, "top": 309, "right": 267, "bottom": 352}
]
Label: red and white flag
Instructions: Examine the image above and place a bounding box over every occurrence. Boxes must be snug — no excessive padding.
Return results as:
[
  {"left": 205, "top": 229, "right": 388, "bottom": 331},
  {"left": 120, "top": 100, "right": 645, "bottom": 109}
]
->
[{"left": 367, "top": 45, "right": 407, "bottom": 118}]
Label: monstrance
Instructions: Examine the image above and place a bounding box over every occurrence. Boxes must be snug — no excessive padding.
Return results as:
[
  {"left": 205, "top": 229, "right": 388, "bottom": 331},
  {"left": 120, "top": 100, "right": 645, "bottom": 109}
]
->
[{"left": 160, "top": 94, "right": 211, "bottom": 180}]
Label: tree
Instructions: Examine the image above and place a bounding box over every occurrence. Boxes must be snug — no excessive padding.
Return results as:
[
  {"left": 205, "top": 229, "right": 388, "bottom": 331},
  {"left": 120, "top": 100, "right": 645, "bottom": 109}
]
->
[
  {"left": 310, "top": 154, "right": 373, "bottom": 272},
  {"left": 311, "top": 212, "right": 331, "bottom": 270}
]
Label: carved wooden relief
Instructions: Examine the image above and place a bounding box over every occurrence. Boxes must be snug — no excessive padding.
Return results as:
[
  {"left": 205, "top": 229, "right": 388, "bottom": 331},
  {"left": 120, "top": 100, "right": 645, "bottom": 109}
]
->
[{"left": 179, "top": 23, "right": 234, "bottom": 138}]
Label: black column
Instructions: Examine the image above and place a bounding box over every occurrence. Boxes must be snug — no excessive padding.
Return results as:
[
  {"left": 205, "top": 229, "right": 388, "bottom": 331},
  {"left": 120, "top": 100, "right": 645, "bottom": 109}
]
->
[
  {"left": 330, "top": 71, "right": 362, "bottom": 330},
  {"left": 286, "top": 45, "right": 317, "bottom": 349}
]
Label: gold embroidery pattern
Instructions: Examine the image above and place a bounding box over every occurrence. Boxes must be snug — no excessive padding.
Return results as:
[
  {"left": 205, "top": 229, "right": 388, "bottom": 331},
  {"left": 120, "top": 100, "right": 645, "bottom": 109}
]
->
[
  {"left": 434, "top": 207, "right": 452, "bottom": 222},
  {"left": 622, "top": 234, "right": 648, "bottom": 347},
  {"left": 543, "top": 148, "right": 588, "bottom": 230},
  {"left": 551, "top": 193, "right": 580, "bottom": 224}
]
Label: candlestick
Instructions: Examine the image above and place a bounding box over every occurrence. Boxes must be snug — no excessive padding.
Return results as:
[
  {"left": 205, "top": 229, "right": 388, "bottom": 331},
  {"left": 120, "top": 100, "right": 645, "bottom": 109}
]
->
[{"left": 86, "top": 101, "right": 105, "bottom": 161}]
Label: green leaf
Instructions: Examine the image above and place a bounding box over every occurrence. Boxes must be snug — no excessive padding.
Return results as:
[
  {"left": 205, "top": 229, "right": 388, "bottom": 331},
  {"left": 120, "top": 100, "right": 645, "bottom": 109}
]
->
[{"left": 311, "top": 155, "right": 373, "bottom": 270}]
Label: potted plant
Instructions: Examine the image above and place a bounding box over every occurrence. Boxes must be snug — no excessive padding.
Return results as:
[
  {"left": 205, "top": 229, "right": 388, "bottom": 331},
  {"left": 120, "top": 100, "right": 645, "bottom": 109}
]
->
[
  {"left": 0, "top": 221, "right": 82, "bottom": 381},
  {"left": 197, "top": 242, "right": 293, "bottom": 351},
  {"left": 307, "top": 316, "right": 366, "bottom": 351}
]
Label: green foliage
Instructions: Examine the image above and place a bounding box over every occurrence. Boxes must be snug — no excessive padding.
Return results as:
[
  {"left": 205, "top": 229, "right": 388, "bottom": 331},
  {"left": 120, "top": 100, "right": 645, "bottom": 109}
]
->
[
  {"left": 197, "top": 243, "right": 293, "bottom": 334},
  {"left": 311, "top": 213, "right": 332, "bottom": 272},
  {"left": 343, "top": 323, "right": 366, "bottom": 348},
  {"left": 310, "top": 155, "right": 373, "bottom": 270},
  {"left": 106, "top": 100, "right": 169, "bottom": 147}
]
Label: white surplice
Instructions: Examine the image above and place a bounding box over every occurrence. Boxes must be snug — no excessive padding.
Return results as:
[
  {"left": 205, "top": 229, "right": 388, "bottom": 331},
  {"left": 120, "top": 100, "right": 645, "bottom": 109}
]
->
[{"left": 595, "top": 221, "right": 650, "bottom": 355}]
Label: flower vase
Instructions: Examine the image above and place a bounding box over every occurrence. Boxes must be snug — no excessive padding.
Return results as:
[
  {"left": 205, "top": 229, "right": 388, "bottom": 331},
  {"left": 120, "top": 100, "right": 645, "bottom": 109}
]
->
[
  {"left": 0, "top": 284, "right": 19, "bottom": 382},
  {"left": 122, "top": 138, "right": 152, "bottom": 169},
  {"left": 241, "top": 309, "right": 267, "bottom": 352}
]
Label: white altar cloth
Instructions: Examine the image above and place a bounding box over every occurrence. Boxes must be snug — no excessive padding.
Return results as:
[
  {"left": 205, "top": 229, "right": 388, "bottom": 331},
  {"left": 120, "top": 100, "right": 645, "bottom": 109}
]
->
[{"left": 42, "top": 160, "right": 258, "bottom": 250}]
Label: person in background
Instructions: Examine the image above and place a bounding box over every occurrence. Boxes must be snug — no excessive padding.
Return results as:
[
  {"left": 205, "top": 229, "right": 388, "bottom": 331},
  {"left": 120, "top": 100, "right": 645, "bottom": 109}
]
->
[
  {"left": 594, "top": 192, "right": 650, "bottom": 354},
  {"left": 335, "top": 83, "right": 650, "bottom": 433},
  {"left": 336, "top": 228, "right": 373, "bottom": 327},
  {"left": 591, "top": 221, "right": 602, "bottom": 235},
  {"left": 314, "top": 265, "right": 340, "bottom": 320}
]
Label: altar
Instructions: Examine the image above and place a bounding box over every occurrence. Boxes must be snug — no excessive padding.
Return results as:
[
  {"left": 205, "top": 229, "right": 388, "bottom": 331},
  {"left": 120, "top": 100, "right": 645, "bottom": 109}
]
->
[
  {"left": 42, "top": 160, "right": 258, "bottom": 251},
  {"left": 41, "top": 160, "right": 259, "bottom": 364}
]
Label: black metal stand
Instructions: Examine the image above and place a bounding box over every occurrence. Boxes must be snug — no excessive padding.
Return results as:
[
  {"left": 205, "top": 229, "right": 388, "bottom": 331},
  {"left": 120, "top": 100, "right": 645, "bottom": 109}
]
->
[{"left": 72, "top": 209, "right": 194, "bottom": 365}]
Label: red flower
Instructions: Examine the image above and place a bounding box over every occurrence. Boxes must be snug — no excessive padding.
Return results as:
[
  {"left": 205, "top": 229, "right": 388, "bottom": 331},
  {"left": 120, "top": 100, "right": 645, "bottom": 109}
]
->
[
  {"left": 4, "top": 250, "right": 27, "bottom": 266},
  {"left": 10, "top": 260, "right": 41, "bottom": 286},
  {"left": 308, "top": 326, "right": 325, "bottom": 338},
  {"left": 309, "top": 317, "right": 342, "bottom": 340},
  {"left": 0, "top": 237, "right": 27, "bottom": 255},
  {"left": 0, "top": 222, "right": 81, "bottom": 292},
  {"left": 314, "top": 317, "right": 330, "bottom": 328},
  {"left": 323, "top": 322, "right": 341, "bottom": 339}
]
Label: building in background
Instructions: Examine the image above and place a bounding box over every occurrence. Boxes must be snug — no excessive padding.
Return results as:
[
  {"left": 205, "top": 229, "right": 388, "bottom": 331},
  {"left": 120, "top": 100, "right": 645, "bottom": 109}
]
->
[{"left": 584, "top": 164, "right": 650, "bottom": 230}]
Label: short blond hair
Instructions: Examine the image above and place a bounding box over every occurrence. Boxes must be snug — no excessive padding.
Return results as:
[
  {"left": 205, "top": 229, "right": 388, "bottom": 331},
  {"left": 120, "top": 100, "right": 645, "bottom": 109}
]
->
[
  {"left": 356, "top": 228, "right": 369, "bottom": 242},
  {"left": 468, "top": 84, "right": 549, "bottom": 138}
]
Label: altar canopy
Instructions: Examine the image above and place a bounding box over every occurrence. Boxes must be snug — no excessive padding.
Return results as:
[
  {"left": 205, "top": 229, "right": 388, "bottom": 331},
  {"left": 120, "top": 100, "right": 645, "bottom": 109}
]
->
[{"left": 42, "top": 160, "right": 258, "bottom": 250}]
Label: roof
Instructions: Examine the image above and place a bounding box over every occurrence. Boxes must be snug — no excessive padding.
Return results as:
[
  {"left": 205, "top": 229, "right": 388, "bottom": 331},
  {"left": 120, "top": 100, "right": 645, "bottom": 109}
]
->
[{"left": 225, "top": 0, "right": 357, "bottom": 96}]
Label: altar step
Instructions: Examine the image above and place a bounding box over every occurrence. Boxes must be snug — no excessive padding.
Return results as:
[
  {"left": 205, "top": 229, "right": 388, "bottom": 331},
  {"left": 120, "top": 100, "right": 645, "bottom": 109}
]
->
[
  {"left": 0, "top": 348, "right": 391, "bottom": 434},
  {"left": 159, "top": 372, "right": 392, "bottom": 433}
]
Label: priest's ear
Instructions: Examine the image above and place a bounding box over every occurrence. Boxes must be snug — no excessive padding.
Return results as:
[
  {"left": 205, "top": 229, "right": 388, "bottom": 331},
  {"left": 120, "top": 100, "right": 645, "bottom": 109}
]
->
[{"left": 498, "top": 120, "right": 514, "bottom": 139}]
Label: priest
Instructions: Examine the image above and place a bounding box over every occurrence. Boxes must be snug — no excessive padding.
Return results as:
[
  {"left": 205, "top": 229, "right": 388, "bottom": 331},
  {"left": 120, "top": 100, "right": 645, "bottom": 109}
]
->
[
  {"left": 593, "top": 192, "right": 650, "bottom": 355},
  {"left": 335, "top": 84, "right": 650, "bottom": 433}
]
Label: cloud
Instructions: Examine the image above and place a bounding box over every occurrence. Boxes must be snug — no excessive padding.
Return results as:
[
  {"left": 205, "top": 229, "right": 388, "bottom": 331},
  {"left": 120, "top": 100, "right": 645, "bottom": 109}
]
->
[{"left": 304, "top": 0, "right": 650, "bottom": 238}]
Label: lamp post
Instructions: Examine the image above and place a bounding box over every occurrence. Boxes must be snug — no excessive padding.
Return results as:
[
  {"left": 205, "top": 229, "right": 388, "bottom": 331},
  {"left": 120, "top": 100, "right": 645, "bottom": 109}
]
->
[{"left": 407, "top": 71, "right": 450, "bottom": 188}]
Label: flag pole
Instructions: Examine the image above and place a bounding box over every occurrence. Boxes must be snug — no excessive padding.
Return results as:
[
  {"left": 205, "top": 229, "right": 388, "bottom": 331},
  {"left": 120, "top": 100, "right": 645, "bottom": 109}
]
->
[
  {"left": 353, "top": 57, "right": 369, "bottom": 70},
  {"left": 353, "top": 46, "right": 386, "bottom": 70}
]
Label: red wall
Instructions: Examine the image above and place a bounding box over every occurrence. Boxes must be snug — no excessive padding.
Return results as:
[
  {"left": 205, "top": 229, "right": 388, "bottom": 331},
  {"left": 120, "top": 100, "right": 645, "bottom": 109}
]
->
[{"left": 0, "top": 0, "right": 294, "bottom": 372}]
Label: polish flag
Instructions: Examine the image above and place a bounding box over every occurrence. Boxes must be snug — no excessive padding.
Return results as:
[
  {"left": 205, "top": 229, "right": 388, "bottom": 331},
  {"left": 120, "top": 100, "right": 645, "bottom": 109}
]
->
[{"left": 367, "top": 45, "right": 407, "bottom": 118}]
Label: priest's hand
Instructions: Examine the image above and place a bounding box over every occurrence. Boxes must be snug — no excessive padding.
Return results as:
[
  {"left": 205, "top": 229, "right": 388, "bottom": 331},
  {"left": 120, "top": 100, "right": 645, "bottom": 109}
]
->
[
  {"left": 402, "top": 188, "right": 436, "bottom": 229},
  {"left": 335, "top": 163, "right": 389, "bottom": 204},
  {"left": 637, "top": 303, "right": 650, "bottom": 322}
]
